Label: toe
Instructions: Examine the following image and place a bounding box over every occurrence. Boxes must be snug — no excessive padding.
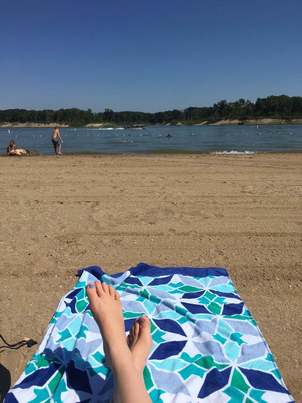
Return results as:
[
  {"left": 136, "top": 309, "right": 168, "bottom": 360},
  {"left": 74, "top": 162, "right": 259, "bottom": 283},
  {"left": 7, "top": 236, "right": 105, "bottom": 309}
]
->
[
  {"left": 101, "top": 282, "right": 109, "bottom": 294},
  {"left": 87, "top": 284, "right": 99, "bottom": 311},
  {"left": 134, "top": 321, "right": 140, "bottom": 338},
  {"left": 108, "top": 285, "right": 114, "bottom": 296},
  {"left": 95, "top": 282, "right": 103, "bottom": 297},
  {"left": 139, "top": 316, "right": 150, "bottom": 330},
  {"left": 114, "top": 290, "right": 120, "bottom": 300},
  {"left": 132, "top": 321, "right": 138, "bottom": 337},
  {"left": 86, "top": 283, "right": 98, "bottom": 301}
]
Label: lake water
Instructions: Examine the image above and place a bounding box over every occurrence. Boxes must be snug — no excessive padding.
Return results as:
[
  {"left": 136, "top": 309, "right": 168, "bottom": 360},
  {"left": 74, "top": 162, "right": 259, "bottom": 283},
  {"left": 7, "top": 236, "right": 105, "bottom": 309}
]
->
[{"left": 0, "top": 124, "right": 302, "bottom": 155}]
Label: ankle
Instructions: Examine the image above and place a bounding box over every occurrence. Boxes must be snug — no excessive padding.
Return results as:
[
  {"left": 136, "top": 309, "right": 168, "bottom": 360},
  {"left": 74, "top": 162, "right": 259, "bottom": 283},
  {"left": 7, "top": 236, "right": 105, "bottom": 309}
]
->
[
  {"left": 112, "top": 358, "right": 143, "bottom": 378},
  {"left": 108, "top": 343, "right": 132, "bottom": 366}
]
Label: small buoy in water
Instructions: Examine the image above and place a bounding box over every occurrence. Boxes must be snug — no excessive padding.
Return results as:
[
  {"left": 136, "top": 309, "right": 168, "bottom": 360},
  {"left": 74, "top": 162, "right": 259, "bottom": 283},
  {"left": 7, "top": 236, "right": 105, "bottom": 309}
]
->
[{"left": 166, "top": 133, "right": 172, "bottom": 138}]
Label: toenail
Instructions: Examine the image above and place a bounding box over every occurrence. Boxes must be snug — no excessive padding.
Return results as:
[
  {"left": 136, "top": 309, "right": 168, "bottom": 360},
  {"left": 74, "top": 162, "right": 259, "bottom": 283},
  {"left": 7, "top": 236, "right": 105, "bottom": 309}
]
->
[{"left": 88, "top": 284, "right": 94, "bottom": 288}]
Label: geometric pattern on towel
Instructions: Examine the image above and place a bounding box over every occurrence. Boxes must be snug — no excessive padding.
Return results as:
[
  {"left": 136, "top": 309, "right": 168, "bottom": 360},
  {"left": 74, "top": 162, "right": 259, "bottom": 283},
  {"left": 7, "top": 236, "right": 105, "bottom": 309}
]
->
[{"left": 5, "top": 263, "right": 293, "bottom": 402}]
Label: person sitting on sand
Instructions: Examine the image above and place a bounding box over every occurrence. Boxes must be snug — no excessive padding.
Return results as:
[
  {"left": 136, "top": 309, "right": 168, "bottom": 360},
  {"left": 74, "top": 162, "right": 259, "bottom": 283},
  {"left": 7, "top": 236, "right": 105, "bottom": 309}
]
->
[
  {"left": 87, "top": 281, "right": 152, "bottom": 403},
  {"left": 6, "top": 139, "right": 29, "bottom": 156},
  {"left": 51, "top": 127, "right": 63, "bottom": 155},
  {"left": 7, "top": 139, "right": 17, "bottom": 155}
]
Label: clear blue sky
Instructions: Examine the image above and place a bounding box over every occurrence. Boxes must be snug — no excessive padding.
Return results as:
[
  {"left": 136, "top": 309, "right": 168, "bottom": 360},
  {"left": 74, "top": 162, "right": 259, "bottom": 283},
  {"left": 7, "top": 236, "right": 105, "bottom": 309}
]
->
[{"left": 1, "top": 0, "right": 302, "bottom": 112}]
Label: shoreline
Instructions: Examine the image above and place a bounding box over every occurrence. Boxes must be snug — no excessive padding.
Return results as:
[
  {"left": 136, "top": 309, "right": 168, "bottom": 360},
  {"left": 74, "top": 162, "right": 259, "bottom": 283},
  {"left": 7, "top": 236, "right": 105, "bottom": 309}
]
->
[
  {"left": 1, "top": 150, "right": 302, "bottom": 158},
  {"left": 2, "top": 118, "right": 302, "bottom": 128}
]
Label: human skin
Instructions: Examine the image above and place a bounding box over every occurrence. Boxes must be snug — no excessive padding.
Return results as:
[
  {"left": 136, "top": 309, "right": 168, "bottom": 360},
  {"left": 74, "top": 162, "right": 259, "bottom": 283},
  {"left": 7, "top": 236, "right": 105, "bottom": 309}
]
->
[{"left": 86, "top": 282, "right": 152, "bottom": 403}]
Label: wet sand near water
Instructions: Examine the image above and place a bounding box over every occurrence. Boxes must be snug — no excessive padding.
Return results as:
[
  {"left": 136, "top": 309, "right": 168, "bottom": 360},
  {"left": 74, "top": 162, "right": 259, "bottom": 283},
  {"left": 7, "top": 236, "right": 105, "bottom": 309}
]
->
[{"left": 0, "top": 153, "right": 301, "bottom": 399}]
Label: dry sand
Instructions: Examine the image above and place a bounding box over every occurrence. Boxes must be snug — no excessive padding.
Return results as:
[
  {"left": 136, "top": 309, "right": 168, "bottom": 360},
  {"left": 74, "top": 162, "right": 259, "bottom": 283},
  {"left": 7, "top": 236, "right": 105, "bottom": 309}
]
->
[{"left": 0, "top": 153, "right": 301, "bottom": 400}]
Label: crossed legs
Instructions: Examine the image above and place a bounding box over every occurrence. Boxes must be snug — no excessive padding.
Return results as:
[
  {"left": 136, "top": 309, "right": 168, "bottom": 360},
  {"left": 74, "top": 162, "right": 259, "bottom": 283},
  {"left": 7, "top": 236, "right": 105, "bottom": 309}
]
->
[{"left": 87, "top": 282, "right": 152, "bottom": 403}]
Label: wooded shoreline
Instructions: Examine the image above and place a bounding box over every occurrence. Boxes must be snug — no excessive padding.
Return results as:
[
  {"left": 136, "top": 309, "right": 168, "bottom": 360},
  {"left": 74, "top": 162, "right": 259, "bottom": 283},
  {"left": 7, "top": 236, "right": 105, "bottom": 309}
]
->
[
  {"left": 2, "top": 117, "right": 302, "bottom": 128},
  {"left": 2, "top": 95, "right": 302, "bottom": 127}
]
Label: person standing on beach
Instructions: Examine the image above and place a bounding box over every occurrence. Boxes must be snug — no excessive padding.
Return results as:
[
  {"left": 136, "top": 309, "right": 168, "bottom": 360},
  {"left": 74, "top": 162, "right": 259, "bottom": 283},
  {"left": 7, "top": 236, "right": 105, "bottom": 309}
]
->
[{"left": 51, "top": 126, "right": 63, "bottom": 155}]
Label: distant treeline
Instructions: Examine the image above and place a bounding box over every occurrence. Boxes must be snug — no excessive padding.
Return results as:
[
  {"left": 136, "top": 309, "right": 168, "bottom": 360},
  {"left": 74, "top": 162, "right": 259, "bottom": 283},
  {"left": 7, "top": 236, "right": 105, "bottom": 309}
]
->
[{"left": 1, "top": 95, "right": 302, "bottom": 126}]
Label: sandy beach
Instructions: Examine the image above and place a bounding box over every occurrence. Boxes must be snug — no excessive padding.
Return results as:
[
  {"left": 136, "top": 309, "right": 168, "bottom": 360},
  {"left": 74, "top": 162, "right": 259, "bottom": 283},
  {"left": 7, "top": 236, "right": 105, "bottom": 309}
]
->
[{"left": 0, "top": 153, "right": 301, "bottom": 400}]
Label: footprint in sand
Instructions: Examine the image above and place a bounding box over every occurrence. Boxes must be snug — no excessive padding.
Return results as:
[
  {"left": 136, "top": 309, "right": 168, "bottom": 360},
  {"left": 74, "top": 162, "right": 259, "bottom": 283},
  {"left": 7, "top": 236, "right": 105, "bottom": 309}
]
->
[
  {"left": 294, "top": 185, "right": 302, "bottom": 195},
  {"left": 241, "top": 185, "right": 254, "bottom": 194}
]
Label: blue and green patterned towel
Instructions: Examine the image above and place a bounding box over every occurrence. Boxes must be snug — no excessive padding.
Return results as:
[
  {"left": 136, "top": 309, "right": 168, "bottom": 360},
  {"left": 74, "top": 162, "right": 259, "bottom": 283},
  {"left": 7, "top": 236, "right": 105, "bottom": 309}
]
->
[{"left": 6, "top": 263, "right": 293, "bottom": 402}]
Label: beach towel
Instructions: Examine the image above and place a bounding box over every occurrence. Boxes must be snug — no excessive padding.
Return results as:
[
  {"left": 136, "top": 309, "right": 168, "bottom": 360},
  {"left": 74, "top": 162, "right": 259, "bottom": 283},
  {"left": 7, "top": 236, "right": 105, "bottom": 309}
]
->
[{"left": 6, "top": 263, "right": 293, "bottom": 402}]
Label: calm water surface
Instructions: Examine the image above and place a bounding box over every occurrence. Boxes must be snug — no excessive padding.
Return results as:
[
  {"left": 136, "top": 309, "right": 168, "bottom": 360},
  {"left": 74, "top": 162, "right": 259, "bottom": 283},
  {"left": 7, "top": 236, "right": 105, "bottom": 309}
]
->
[{"left": 0, "top": 125, "right": 302, "bottom": 155}]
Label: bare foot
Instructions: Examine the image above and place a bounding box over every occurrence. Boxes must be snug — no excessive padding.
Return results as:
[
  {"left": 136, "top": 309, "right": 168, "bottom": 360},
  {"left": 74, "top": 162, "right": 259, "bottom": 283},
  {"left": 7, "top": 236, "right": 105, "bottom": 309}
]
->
[
  {"left": 87, "top": 282, "right": 131, "bottom": 367},
  {"left": 127, "top": 317, "right": 152, "bottom": 372}
]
